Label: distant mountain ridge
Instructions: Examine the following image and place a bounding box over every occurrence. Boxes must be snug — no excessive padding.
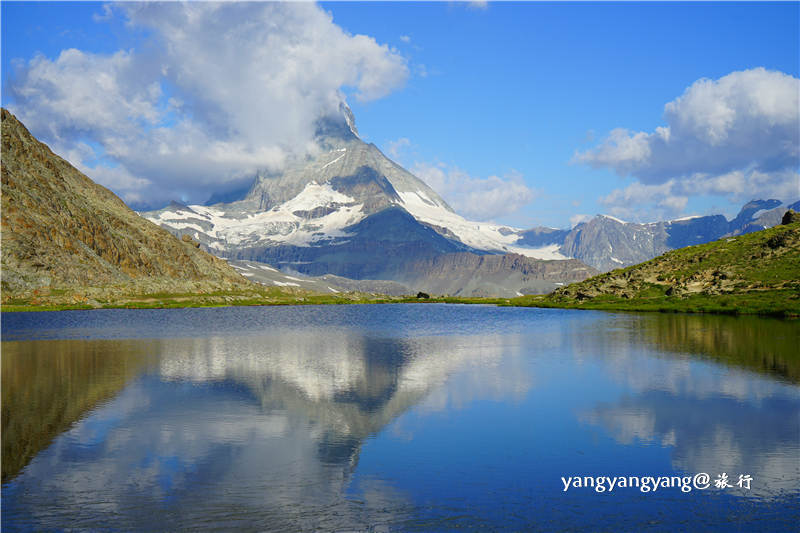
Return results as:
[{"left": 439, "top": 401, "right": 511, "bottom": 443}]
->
[
  {"left": 551, "top": 199, "right": 800, "bottom": 271},
  {"left": 0, "top": 108, "right": 251, "bottom": 305}
]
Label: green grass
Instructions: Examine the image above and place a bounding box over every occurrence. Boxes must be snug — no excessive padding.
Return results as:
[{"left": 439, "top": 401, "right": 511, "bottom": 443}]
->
[
  {"left": 2, "top": 290, "right": 797, "bottom": 317},
  {"left": 507, "top": 289, "right": 800, "bottom": 317}
]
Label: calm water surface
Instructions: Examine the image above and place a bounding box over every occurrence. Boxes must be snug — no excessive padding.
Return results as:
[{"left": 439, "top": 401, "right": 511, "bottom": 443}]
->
[{"left": 2, "top": 304, "right": 799, "bottom": 531}]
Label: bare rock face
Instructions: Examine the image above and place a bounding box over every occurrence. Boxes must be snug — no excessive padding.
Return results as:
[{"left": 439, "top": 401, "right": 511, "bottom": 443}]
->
[
  {"left": 560, "top": 215, "right": 671, "bottom": 272},
  {"left": 1, "top": 108, "right": 251, "bottom": 303}
]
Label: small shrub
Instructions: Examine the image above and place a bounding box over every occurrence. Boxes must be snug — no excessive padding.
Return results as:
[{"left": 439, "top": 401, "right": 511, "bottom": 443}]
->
[{"left": 766, "top": 233, "right": 787, "bottom": 249}]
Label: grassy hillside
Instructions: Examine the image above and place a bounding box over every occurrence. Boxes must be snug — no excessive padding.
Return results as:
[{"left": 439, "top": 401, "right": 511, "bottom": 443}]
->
[{"left": 509, "top": 219, "right": 800, "bottom": 316}]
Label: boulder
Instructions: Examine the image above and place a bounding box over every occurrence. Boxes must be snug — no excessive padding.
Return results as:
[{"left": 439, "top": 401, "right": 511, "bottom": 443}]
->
[{"left": 781, "top": 210, "right": 800, "bottom": 225}]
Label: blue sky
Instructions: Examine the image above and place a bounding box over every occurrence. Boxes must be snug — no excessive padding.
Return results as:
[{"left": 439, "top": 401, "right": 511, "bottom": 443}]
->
[{"left": 2, "top": 1, "right": 798, "bottom": 228}]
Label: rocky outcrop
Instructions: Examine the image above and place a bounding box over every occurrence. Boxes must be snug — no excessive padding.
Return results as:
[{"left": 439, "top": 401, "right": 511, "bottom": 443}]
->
[
  {"left": 1, "top": 108, "right": 251, "bottom": 303},
  {"left": 782, "top": 210, "right": 800, "bottom": 225}
]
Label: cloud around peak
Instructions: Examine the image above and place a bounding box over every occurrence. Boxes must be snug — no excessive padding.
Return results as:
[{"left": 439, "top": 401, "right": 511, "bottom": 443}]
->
[{"left": 7, "top": 2, "right": 408, "bottom": 208}]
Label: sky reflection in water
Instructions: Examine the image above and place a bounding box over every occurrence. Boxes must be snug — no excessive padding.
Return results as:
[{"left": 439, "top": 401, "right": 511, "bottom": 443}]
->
[{"left": 2, "top": 305, "right": 799, "bottom": 530}]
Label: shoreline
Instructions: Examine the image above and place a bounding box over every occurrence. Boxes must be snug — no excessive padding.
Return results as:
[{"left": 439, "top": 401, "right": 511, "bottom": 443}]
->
[{"left": 2, "top": 292, "right": 797, "bottom": 318}]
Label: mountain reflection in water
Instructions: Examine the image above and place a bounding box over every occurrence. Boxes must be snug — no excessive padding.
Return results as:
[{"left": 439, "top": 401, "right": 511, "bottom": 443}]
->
[
  {"left": 1, "top": 339, "right": 157, "bottom": 483},
  {"left": 1, "top": 305, "right": 798, "bottom": 530}
]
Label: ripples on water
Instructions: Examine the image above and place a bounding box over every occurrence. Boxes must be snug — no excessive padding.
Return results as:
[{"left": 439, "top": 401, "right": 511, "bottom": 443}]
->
[{"left": 2, "top": 305, "right": 799, "bottom": 530}]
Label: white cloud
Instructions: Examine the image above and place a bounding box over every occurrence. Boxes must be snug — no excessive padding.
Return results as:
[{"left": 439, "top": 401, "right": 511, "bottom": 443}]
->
[
  {"left": 600, "top": 168, "right": 800, "bottom": 222},
  {"left": 682, "top": 168, "right": 799, "bottom": 201},
  {"left": 578, "top": 69, "right": 799, "bottom": 182},
  {"left": 599, "top": 181, "right": 688, "bottom": 222},
  {"left": 412, "top": 162, "right": 536, "bottom": 221},
  {"left": 7, "top": 2, "right": 408, "bottom": 208},
  {"left": 384, "top": 137, "right": 411, "bottom": 160},
  {"left": 91, "top": 3, "right": 114, "bottom": 23},
  {"left": 400, "top": 35, "right": 411, "bottom": 43},
  {"left": 577, "top": 68, "right": 799, "bottom": 211},
  {"left": 569, "top": 214, "right": 592, "bottom": 228}
]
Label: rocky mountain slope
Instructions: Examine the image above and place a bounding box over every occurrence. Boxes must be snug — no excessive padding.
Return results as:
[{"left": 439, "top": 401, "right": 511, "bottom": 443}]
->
[
  {"left": 400, "top": 253, "right": 597, "bottom": 297},
  {"left": 528, "top": 212, "right": 800, "bottom": 315},
  {"left": 1, "top": 109, "right": 252, "bottom": 305}
]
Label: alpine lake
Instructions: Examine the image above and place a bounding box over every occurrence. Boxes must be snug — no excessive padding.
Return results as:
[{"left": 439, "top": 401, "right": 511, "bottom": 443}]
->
[{"left": 2, "top": 304, "right": 798, "bottom": 531}]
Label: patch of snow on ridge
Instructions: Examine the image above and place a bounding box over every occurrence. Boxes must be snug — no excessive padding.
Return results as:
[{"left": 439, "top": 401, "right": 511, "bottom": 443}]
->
[
  {"left": 321, "top": 152, "right": 346, "bottom": 170},
  {"left": 669, "top": 215, "right": 703, "bottom": 222},
  {"left": 282, "top": 181, "right": 353, "bottom": 212},
  {"left": 147, "top": 182, "right": 365, "bottom": 249},
  {"left": 397, "top": 190, "right": 568, "bottom": 260},
  {"left": 599, "top": 214, "right": 627, "bottom": 224}
]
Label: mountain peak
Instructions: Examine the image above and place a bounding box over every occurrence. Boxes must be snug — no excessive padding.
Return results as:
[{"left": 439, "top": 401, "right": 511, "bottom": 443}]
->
[{"left": 314, "top": 101, "right": 359, "bottom": 142}]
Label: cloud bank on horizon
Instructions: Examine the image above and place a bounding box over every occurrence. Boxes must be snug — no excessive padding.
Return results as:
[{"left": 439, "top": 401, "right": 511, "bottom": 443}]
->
[
  {"left": 7, "top": 2, "right": 408, "bottom": 207},
  {"left": 576, "top": 68, "right": 800, "bottom": 222}
]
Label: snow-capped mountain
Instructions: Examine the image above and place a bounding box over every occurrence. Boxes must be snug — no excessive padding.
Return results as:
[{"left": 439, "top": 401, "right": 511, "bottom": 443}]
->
[
  {"left": 142, "top": 104, "right": 587, "bottom": 295},
  {"left": 145, "top": 104, "right": 564, "bottom": 262}
]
